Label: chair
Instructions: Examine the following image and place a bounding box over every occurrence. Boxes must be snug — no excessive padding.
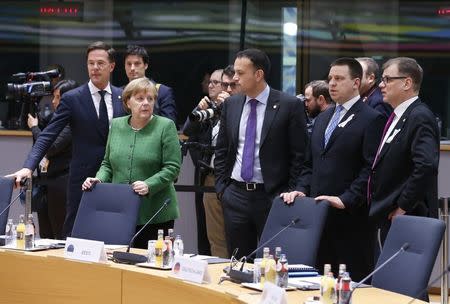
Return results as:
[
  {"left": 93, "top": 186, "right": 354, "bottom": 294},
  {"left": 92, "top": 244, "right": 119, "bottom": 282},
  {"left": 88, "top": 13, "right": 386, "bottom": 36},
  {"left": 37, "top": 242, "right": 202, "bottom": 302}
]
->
[
  {"left": 256, "top": 196, "right": 329, "bottom": 266},
  {"left": 71, "top": 183, "right": 142, "bottom": 245},
  {"left": 371, "top": 215, "right": 445, "bottom": 300},
  {"left": 0, "top": 177, "right": 14, "bottom": 235}
]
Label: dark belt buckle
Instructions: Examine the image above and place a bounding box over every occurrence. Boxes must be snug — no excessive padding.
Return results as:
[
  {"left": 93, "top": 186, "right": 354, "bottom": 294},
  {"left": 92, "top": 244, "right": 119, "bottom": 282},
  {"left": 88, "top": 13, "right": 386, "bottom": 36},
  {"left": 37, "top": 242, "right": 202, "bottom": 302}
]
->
[{"left": 246, "top": 182, "right": 257, "bottom": 191}]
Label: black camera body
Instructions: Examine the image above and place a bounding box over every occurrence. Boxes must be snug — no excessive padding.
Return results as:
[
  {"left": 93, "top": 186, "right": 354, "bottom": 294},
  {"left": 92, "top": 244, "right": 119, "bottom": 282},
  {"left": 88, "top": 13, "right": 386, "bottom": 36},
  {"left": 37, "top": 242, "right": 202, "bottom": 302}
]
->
[
  {"left": 6, "top": 69, "right": 60, "bottom": 100},
  {"left": 189, "top": 100, "right": 222, "bottom": 122},
  {"left": 4, "top": 69, "right": 60, "bottom": 129}
]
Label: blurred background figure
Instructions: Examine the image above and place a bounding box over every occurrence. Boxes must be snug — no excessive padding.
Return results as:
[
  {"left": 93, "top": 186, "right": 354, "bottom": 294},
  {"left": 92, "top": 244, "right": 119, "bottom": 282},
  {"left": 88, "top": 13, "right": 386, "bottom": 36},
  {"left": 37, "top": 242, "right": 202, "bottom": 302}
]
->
[
  {"left": 356, "top": 57, "right": 393, "bottom": 118},
  {"left": 301, "top": 80, "right": 334, "bottom": 135}
]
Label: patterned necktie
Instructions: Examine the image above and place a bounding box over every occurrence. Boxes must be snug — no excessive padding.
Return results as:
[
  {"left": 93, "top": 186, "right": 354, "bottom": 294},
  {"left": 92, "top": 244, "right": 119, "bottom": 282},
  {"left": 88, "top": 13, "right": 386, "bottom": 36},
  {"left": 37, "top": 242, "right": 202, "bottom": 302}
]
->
[
  {"left": 367, "top": 111, "right": 396, "bottom": 203},
  {"left": 241, "top": 99, "right": 258, "bottom": 182},
  {"left": 98, "top": 90, "right": 109, "bottom": 137},
  {"left": 324, "top": 105, "right": 343, "bottom": 147}
]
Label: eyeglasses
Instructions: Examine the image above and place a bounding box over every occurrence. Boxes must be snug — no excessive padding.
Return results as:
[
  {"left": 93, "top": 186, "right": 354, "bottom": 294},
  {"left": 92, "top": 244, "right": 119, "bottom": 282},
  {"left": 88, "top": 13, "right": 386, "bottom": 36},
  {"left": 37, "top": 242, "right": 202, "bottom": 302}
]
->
[
  {"left": 381, "top": 76, "right": 407, "bottom": 84},
  {"left": 221, "top": 82, "right": 237, "bottom": 89},
  {"left": 208, "top": 80, "right": 221, "bottom": 86}
]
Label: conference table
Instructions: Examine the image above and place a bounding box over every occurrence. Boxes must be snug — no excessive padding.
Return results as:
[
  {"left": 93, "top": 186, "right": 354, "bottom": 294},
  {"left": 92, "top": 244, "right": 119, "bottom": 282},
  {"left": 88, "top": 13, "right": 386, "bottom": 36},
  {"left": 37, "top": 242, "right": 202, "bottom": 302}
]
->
[{"left": 0, "top": 248, "right": 425, "bottom": 304}]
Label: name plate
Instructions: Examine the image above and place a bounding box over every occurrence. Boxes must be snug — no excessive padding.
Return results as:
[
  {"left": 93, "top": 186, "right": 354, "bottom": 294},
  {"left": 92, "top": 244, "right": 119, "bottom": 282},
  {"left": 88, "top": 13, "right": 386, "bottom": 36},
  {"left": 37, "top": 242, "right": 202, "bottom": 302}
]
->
[
  {"left": 64, "top": 237, "right": 107, "bottom": 263},
  {"left": 259, "top": 282, "right": 287, "bottom": 304},
  {"left": 171, "top": 256, "right": 211, "bottom": 284}
]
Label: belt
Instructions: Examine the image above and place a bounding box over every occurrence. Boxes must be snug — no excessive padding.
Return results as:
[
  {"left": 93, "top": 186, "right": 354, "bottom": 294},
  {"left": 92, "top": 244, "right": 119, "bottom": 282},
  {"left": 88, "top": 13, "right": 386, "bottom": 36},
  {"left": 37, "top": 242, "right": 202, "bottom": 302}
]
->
[{"left": 231, "top": 179, "right": 265, "bottom": 192}]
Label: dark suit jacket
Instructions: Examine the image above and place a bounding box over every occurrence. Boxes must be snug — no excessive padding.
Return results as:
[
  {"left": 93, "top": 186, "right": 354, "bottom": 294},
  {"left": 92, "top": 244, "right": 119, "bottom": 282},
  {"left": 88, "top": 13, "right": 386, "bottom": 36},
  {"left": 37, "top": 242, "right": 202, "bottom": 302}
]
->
[
  {"left": 369, "top": 98, "right": 439, "bottom": 222},
  {"left": 364, "top": 86, "right": 393, "bottom": 119},
  {"left": 154, "top": 83, "right": 177, "bottom": 124},
  {"left": 297, "top": 99, "right": 384, "bottom": 209},
  {"left": 122, "top": 81, "right": 177, "bottom": 124},
  {"left": 214, "top": 88, "right": 307, "bottom": 196},
  {"left": 30, "top": 113, "right": 72, "bottom": 178},
  {"left": 24, "top": 83, "right": 125, "bottom": 184}
]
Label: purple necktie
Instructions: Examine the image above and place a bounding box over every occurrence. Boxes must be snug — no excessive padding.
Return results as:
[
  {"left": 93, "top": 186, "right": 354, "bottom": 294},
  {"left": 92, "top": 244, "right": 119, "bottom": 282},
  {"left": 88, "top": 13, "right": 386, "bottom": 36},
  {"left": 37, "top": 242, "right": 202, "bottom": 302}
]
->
[
  {"left": 241, "top": 99, "right": 258, "bottom": 182},
  {"left": 367, "top": 111, "right": 396, "bottom": 203}
]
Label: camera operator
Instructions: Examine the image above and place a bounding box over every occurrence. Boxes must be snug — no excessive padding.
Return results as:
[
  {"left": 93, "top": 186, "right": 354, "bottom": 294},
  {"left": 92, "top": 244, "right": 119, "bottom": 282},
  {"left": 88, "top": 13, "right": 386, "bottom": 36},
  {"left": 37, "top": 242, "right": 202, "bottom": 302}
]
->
[{"left": 182, "top": 65, "right": 240, "bottom": 258}]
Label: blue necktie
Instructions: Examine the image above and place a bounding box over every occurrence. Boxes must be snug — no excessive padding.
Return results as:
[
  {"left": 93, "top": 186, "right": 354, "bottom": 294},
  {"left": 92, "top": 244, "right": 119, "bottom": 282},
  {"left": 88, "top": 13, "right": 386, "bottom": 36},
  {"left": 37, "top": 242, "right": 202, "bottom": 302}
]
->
[
  {"left": 241, "top": 99, "right": 258, "bottom": 182},
  {"left": 324, "top": 105, "right": 343, "bottom": 147}
]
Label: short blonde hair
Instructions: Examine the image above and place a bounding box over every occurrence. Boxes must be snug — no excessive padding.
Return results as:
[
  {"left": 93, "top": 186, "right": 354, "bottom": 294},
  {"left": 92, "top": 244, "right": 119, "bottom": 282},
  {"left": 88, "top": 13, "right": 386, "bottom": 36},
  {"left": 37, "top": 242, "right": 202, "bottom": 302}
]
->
[{"left": 122, "top": 77, "right": 157, "bottom": 113}]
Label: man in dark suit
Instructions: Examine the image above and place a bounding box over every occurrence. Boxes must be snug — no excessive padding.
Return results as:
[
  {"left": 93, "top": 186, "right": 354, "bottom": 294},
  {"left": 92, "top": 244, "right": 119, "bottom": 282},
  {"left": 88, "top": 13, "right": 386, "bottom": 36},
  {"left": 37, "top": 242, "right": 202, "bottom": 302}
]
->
[
  {"left": 9, "top": 41, "right": 126, "bottom": 237},
  {"left": 356, "top": 57, "right": 393, "bottom": 118},
  {"left": 281, "top": 58, "right": 384, "bottom": 281},
  {"left": 214, "top": 48, "right": 307, "bottom": 258},
  {"left": 124, "top": 45, "right": 176, "bottom": 123},
  {"left": 369, "top": 57, "right": 439, "bottom": 249}
]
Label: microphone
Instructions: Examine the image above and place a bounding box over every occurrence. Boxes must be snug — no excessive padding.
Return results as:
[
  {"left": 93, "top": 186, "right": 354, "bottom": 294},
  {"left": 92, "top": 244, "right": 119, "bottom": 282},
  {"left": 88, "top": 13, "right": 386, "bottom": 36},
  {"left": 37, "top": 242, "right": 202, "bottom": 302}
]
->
[
  {"left": 224, "top": 217, "right": 300, "bottom": 283},
  {"left": 345, "top": 242, "right": 410, "bottom": 304},
  {"left": 0, "top": 178, "right": 28, "bottom": 217},
  {"left": 405, "top": 264, "right": 450, "bottom": 304},
  {"left": 112, "top": 198, "right": 171, "bottom": 264}
]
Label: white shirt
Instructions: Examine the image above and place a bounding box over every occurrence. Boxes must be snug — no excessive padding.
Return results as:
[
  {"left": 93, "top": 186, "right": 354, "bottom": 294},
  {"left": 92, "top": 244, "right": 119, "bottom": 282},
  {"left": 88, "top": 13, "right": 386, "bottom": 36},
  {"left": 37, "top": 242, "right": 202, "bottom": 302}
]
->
[
  {"left": 325, "top": 95, "right": 360, "bottom": 130},
  {"left": 88, "top": 80, "right": 113, "bottom": 125},
  {"left": 231, "top": 84, "right": 270, "bottom": 183},
  {"left": 378, "top": 96, "right": 418, "bottom": 152}
]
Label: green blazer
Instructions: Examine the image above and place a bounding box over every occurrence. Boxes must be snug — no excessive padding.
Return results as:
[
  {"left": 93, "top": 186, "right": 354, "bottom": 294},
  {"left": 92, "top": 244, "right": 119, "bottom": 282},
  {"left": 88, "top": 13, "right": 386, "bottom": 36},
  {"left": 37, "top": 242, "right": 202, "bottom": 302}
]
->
[{"left": 96, "top": 115, "right": 181, "bottom": 225}]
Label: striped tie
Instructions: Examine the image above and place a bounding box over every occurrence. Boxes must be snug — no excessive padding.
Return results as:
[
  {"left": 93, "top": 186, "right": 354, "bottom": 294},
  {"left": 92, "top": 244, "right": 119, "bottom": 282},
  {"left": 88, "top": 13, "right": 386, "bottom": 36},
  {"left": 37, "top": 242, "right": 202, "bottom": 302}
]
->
[{"left": 324, "top": 105, "right": 343, "bottom": 147}]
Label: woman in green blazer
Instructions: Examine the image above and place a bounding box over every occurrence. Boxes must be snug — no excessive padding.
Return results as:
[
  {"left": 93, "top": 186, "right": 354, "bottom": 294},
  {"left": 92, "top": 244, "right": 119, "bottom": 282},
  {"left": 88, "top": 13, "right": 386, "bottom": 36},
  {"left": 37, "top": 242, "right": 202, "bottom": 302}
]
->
[{"left": 82, "top": 77, "right": 181, "bottom": 248}]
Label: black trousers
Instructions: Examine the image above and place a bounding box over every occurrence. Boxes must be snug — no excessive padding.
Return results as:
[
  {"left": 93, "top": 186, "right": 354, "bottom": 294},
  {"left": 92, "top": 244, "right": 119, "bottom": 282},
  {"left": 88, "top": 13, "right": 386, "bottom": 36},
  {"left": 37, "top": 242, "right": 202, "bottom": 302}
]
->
[
  {"left": 37, "top": 174, "right": 67, "bottom": 239},
  {"left": 221, "top": 183, "right": 273, "bottom": 260},
  {"left": 133, "top": 220, "right": 175, "bottom": 249}
]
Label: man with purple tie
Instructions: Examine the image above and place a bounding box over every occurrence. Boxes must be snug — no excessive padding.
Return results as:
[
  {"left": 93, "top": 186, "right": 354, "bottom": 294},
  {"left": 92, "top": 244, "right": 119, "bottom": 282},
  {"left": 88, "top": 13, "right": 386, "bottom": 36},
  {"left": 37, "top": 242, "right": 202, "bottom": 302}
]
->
[
  {"left": 368, "top": 57, "right": 439, "bottom": 249},
  {"left": 214, "top": 48, "right": 307, "bottom": 258}
]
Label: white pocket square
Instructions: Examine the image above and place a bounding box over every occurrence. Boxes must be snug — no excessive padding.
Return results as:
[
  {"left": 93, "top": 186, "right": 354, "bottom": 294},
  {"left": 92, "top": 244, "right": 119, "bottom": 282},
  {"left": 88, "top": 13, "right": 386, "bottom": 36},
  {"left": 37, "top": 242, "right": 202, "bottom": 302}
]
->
[
  {"left": 338, "top": 114, "right": 354, "bottom": 128},
  {"left": 386, "top": 129, "right": 401, "bottom": 143}
]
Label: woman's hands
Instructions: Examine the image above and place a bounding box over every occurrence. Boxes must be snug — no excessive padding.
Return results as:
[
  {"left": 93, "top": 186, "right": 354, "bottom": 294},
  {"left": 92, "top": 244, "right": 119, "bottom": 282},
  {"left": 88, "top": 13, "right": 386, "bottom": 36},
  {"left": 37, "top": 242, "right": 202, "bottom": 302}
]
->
[
  {"left": 132, "top": 181, "right": 149, "bottom": 196},
  {"left": 82, "top": 177, "right": 101, "bottom": 191}
]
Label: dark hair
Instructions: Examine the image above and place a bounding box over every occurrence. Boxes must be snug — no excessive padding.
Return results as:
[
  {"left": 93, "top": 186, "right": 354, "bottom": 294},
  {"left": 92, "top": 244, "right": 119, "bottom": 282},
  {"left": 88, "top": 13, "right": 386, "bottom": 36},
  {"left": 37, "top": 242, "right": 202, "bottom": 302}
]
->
[
  {"left": 222, "top": 64, "right": 235, "bottom": 79},
  {"left": 125, "top": 45, "right": 149, "bottom": 65},
  {"left": 330, "top": 57, "right": 363, "bottom": 80},
  {"left": 305, "top": 80, "right": 332, "bottom": 104},
  {"left": 382, "top": 57, "right": 423, "bottom": 92},
  {"left": 86, "top": 41, "right": 115, "bottom": 63},
  {"left": 356, "top": 57, "right": 379, "bottom": 79},
  {"left": 54, "top": 79, "right": 78, "bottom": 96},
  {"left": 236, "top": 48, "right": 271, "bottom": 80}
]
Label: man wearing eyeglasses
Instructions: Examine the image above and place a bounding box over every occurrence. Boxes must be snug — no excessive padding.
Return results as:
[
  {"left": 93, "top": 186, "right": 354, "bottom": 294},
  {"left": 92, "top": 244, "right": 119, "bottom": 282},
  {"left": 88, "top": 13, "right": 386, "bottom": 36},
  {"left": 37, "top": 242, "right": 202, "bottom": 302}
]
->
[
  {"left": 8, "top": 41, "right": 126, "bottom": 237},
  {"left": 369, "top": 57, "right": 439, "bottom": 248},
  {"left": 182, "top": 66, "right": 240, "bottom": 258}
]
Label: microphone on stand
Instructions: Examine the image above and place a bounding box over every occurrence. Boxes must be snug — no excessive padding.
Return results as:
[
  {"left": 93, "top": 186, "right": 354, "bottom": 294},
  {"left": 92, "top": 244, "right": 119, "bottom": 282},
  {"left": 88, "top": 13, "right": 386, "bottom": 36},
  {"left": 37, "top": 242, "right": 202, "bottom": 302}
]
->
[
  {"left": 345, "top": 242, "right": 410, "bottom": 304},
  {"left": 112, "top": 198, "right": 171, "bottom": 264},
  {"left": 223, "top": 217, "right": 300, "bottom": 283},
  {"left": 0, "top": 178, "right": 28, "bottom": 217}
]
